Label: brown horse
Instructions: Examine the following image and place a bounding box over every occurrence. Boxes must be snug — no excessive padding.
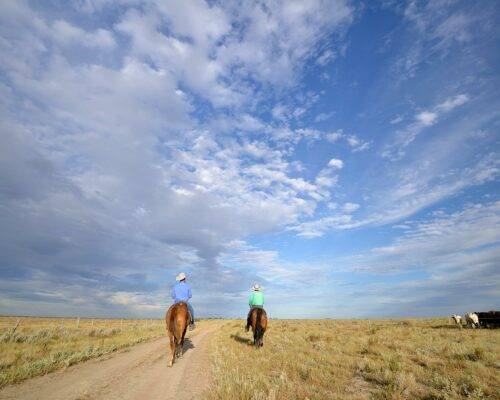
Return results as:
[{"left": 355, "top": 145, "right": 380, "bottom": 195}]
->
[
  {"left": 246, "top": 307, "right": 267, "bottom": 347},
  {"left": 165, "top": 302, "right": 191, "bottom": 366}
]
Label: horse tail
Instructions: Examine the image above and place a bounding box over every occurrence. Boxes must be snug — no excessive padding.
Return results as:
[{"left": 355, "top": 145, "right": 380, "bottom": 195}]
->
[
  {"left": 167, "top": 302, "right": 189, "bottom": 344},
  {"left": 254, "top": 308, "right": 265, "bottom": 342},
  {"left": 174, "top": 302, "right": 184, "bottom": 342}
]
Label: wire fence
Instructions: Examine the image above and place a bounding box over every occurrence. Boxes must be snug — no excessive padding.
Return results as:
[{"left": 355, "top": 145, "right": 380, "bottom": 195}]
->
[{"left": 0, "top": 316, "right": 165, "bottom": 331}]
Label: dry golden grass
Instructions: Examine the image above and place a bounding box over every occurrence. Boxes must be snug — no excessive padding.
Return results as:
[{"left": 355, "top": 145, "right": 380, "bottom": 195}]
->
[
  {"left": 0, "top": 315, "right": 166, "bottom": 388},
  {"left": 206, "top": 318, "right": 500, "bottom": 400}
]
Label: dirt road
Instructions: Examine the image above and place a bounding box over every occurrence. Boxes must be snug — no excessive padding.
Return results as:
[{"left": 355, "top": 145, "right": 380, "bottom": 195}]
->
[{"left": 0, "top": 323, "right": 220, "bottom": 400}]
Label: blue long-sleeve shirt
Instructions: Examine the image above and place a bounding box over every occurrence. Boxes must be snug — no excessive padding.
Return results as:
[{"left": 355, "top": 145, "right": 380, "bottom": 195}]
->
[{"left": 171, "top": 281, "right": 192, "bottom": 302}]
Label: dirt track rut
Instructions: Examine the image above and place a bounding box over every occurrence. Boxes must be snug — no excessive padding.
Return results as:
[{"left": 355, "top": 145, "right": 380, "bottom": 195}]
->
[{"left": 0, "top": 323, "right": 219, "bottom": 400}]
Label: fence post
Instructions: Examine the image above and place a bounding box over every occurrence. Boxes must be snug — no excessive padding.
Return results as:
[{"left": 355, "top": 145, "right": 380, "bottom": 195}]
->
[
  {"left": 76, "top": 317, "right": 80, "bottom": 329},
  {"left": 91, "top": 319, "right": 94, "bottom": 328},
  {"left": 12, "top": 319, "right": 21, "bottom": 333}
]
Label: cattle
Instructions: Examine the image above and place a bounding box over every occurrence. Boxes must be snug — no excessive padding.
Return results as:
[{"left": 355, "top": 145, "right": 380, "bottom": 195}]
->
[
  {"left": 464, "top": 313, "right": 480, "bottom": 328},
  {"left": 475, "top": 311, "right": 500, "bottom": 329},
  {"left": 451, "top": 315, "right": 462, "bottom": 328}
]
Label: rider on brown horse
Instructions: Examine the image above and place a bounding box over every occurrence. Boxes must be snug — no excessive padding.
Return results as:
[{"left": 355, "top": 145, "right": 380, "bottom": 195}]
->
[
  {"left": 171, "top": 272, "right": 195, "bottom": 330},
  {"left": 246, "top": 283, "right": 264, "bottom": 331}
]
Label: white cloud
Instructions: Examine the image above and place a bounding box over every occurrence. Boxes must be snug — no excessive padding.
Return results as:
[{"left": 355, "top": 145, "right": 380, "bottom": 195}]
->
[
  {"left": 430, "top": 12, "right": 474, "bottom": 50},
  {"left": 114, "top": 0, "right": 354, "bottom": 108},
  {"left": 115, "top": 5, "right": 237, "bottom": 107},
  {"left": 383, "top": 94, "right": 470, "bottom": 160},
  {"left": 346, "top": 134, "right": 370, "bottom": 152},
  {"left": 292, "top": 151, "right": 499, "bottom": 238},
  {"left": 296, "top": 128, "right": 321, "bottom": 141},
  {"left": 217, "top": 0, "right": 354, "bottom": 86},
  {"left": 292, "top": 214, "right": 354, "bottom": 238},
  {"left": 314, "top": 112, "right": 334, "bottom": 123},
  {"left": 435, "top": 94, "right": 469, "bottom": 112},
  {"left": 328, "top": 158, "right": 344, "bottom": 169},
  {"left": 390, "top": 115, "right": 403, "bottom": 124},
  {"left": 235, "top": 114, "right": 266, "bottom": 132},
  {"left": 326, "top": 130, "right": 343, "bottom": 142},
  {"left": 351, "top": 201, "right": 500, "bottom": 275},
  {"left": 303, "top": 200, "right": 500, "bottom": 316},
  {"left": 397, "top": 1, "right": 489, "bottom": 77},
  {"left": 315, "top": 174, "right": 338, "bottom": 188},
  {"left": 317, "top": 48, "right": 335, "bottom": 65},
  {"left": 416, "top": 111, "right": 437, "bottom": 126},
  {"left": 342, "top": 202, "right": 359, "bottom": 213},
  {"left": 327, "top": 202, "right": 338, "bottom": 210},
  {"left": 272, "top": 104, "right": 289, "bottom": 121},
  {"left": 52, "top": 20, "right": 116, "bottom": 48}
]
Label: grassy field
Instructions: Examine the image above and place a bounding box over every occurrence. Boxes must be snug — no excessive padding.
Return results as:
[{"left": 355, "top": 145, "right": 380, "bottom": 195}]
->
[
  {"left": 206, "top": 318, "right": 500, "bottom": 400},
  {"left": 0, "top": 316, "right": 165, "bottom": 388}
]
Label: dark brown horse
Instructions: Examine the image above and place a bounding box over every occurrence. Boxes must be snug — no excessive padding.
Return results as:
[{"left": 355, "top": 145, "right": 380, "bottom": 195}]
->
[
  {"left": 246, "top": 307, "right": 267, "bottom": 347},
  {"left": 165, "top": 302, "right": 191, "bottom": 366}
]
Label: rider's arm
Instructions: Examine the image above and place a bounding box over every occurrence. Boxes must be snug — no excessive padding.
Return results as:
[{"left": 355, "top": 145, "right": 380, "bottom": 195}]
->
[
  {"left": 188, "top": 286, "right": 192, "bottom": 300},
  {"left": 248, "top": 292, "right": 254, "bottom": 307},
  {"left": 171, "top": 287, "right": 176, "bottom": 301}
]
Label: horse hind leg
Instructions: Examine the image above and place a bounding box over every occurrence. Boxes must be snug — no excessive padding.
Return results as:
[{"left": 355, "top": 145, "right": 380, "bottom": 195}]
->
[
  {"left": 176, "top": 332, "right": 185, "bottom": 358},
  {"left": 173, "top": 330, "right": 182, "bottom": 359},
  {"left": 179, "top": 328, "right": 187, "bottom": 358},
  {"left": 254, "top": 329, "right": 260, "bottom": 348},
  {"left": 175, "top": 340, "right": 181, "bottom": 359},
  {"left": 255, "top": 330, "right": 262, "bottom": 348},
  {"left": 167, "top": 333, "right": 175, "bottom": 367}
]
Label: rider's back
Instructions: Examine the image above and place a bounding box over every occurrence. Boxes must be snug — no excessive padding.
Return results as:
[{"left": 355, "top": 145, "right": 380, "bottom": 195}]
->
[
  {"left": 172, "top": 281, "right": 191, "bottom": 302},
  {"left": 249, "top": 291, "right": 264, "bottom": 307}
]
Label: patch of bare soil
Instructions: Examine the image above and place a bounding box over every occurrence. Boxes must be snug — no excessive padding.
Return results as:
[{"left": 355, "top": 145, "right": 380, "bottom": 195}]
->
[{"left": 0, "top": 323, "right": 219, "bottom": 400}]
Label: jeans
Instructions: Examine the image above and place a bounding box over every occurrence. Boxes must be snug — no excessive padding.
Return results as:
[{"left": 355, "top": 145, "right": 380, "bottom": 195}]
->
[{"left": 187, "top": 302, "right": 195, "bottom": 323}]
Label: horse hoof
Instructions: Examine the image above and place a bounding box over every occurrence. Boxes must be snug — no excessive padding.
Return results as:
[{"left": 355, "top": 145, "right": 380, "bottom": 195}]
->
[{"left": 167, "top": 361, "right": 173, "bottom": 367}]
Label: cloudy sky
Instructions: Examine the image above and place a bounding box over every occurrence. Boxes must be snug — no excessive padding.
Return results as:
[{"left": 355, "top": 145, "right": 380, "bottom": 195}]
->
[{"left": 0, "top": 0, "right": 499, "bottom": 318}]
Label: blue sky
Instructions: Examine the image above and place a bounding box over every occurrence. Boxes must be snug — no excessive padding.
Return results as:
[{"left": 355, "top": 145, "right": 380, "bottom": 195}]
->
[{"left": 0, "top": 0, "right": 499, "bottom": 318}]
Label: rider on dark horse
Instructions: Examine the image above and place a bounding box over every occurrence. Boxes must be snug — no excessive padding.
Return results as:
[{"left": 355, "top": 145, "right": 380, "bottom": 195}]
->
[{"left": 246, "top": 283, "right": 264, "bottom": 331}]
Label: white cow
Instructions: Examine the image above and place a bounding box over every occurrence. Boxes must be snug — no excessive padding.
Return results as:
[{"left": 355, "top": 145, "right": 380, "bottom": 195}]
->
[
  {"left": 451, "top": 315, "right": 462, "bottom": 328},
  {"left": 464, "top": 313, "right": 480, "bottom": 328}
]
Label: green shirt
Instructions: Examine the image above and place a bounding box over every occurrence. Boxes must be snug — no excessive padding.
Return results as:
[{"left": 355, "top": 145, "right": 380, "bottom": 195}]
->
[{"left": 249, "top": 291, "right": 264, "bottom": 307}]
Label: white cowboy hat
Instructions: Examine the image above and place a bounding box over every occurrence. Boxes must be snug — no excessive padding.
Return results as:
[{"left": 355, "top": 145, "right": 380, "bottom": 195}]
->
[
  {"left": 252, "top": 283, "right": 261, "bottom": 291},
  {"left": 176, "top": 272, "right": 186, "bottom": 281}
]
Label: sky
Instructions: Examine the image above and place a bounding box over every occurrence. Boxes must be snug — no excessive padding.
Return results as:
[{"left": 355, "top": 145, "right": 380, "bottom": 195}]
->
[{"left": 0, "top": 0, "right": 499, "bottom": 319}]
